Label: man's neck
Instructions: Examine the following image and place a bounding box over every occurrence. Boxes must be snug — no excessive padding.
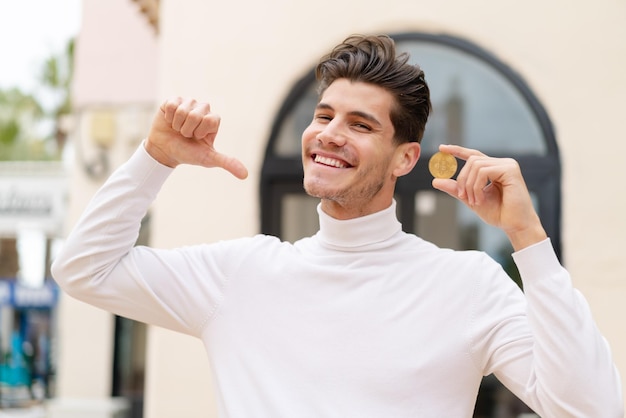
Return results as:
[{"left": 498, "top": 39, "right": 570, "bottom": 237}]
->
[{"left": 320, "top": 198, "right": 394, "bottom": 220}]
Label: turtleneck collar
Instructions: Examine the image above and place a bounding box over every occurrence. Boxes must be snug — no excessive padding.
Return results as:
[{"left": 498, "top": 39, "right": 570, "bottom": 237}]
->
[{"left": 316, "top": 200, "right": 402, "bottom": 250}]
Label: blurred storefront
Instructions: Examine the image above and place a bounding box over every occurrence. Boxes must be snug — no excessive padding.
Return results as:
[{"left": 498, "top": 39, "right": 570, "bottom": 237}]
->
[{"left": 0, "top": 161, "right": 65, "bottom": 408}]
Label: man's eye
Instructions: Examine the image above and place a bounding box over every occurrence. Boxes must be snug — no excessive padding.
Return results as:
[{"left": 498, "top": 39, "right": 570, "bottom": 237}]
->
[
  {"left": 354, "top": 123, "right": 371, "bottom": 131},
  {"left": 315, "top": 115, "right": 332, "bottom": 121}
]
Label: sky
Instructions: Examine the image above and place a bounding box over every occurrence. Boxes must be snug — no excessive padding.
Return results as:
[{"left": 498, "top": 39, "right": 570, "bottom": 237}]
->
[{"left": 0, "top": 0, "right": 82, "bottom": 93}]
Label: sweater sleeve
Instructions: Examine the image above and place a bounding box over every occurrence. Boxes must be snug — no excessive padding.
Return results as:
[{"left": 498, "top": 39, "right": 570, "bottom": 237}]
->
[
  {"left": 51, "top": 144, "right": 231, "bottom": 337},
  {"left": 495, "top": 239, "right": 623, "bottom": 417}
]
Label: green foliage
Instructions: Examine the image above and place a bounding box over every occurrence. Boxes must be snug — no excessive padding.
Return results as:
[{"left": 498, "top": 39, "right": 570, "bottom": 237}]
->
[
  {"left": 0, "top": 88, "right": 46, "bottom": 160},
  {"left": 0, "top": 120, "right": 19, "bottom": 146},
  {"left": 0, "top": 38, "right": 74, "bottom": 161},
  {"left": 40, "top": 38, "right": 74, "bottom": 117},
  {"left": 0, "top": 88, "right": 44, "bottom": 119}
]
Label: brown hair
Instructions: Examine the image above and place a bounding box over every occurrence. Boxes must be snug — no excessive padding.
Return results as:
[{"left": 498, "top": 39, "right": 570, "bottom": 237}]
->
[{"left": 316, "top": 34, "right": 431, "bottom": 144}]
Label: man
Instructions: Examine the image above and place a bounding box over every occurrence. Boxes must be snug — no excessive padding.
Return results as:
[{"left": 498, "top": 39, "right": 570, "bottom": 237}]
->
[{"left": 52, "top": 35, "right": 623, "bottom": 417}]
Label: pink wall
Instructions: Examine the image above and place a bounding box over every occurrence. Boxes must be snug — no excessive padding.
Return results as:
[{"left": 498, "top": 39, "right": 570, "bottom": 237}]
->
[{"left": 72, "top": 0, "right": 158, "bottom": 106}]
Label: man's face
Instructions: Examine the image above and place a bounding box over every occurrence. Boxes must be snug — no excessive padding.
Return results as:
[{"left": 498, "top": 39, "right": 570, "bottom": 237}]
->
[{"left": 302, "top": 79, "right": 403, "bottom": 219}]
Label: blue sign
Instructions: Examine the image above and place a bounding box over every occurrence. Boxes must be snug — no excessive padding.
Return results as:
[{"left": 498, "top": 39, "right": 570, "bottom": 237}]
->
[{"left": 0, "top": 280, "right": 58, "bottom": 308}]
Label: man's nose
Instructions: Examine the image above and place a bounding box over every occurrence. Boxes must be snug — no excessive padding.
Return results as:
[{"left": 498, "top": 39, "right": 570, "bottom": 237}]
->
[{"left": 317, "top": 121, "right": 346, "bottom": 146}]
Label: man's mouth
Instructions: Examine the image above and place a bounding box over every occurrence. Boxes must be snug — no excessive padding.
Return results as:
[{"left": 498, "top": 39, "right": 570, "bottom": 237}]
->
[{"left": 313, "top": 154, "right": 351, "bottom": 168}]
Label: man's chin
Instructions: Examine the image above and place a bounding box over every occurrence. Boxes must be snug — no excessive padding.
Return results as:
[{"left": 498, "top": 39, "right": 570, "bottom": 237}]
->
[{"left": 303, "top": 182, "right": 340, "bottom": 201}]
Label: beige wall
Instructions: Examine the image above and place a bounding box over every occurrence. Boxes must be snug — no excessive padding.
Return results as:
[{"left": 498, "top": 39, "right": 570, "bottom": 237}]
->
[
  {"left": 61, "top": 0, "right": 626, "bottom": 416},
  {"left": 56, "top": 0, "right": 158, "bottom": 405}
]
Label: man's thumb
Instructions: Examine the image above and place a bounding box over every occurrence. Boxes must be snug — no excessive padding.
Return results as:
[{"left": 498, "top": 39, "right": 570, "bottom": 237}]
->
[
  {"left": 432, "top": 178, "right": 458, "bottom": 200},
  {"left": 212, "top": 152, "right": 248, "bottom": 180}
]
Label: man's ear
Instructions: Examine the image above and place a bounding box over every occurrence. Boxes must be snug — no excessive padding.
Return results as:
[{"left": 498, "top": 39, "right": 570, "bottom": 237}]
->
[{"left": 392, "top": 142, "right": 421, "bottom": 177}]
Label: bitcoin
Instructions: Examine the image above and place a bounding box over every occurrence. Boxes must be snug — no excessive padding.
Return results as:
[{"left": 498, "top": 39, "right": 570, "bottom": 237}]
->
[{"left": 428, "top": 152, "right": 458, "bottom": 179}]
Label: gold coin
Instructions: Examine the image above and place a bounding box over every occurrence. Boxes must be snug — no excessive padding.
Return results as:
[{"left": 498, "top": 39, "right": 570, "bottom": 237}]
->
[{"left": 428, "top": 152, "right": 458, "bottom": 179}]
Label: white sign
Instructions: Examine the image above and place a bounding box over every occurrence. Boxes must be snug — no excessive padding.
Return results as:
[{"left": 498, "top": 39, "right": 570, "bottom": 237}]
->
[{"left": 0, "top": 168, "right": 67, "bottom": 235}]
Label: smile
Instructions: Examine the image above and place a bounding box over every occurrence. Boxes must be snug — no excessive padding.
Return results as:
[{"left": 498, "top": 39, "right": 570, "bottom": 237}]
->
[{"left": 313, "top": 154, "right": 351, "bottom": 168}]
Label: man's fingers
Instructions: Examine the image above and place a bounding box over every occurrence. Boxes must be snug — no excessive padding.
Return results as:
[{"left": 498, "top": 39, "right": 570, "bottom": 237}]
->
[
  {"left": 171, "top": 99, "right": 197, "bottom": 131},
  {"left": 164, "top": 98, "right": 212, "bottom": 133},
  {"left": 157, "top": 97, "right": 219, "bottom": 139},
  {"left": 439, "top": 144, "right": 485, "bottom": 161},
  {"left": 457, "top": 156, "right": 496, "bottom": 206},
  {"left": 193, "top": 113, "right": 221, "bottom": 139},
  {"left": 160, "top": 97, "right": 184, "bottom": 124},
  {"left": 459, "top": 156, "right": 481, "bottom": 205}
]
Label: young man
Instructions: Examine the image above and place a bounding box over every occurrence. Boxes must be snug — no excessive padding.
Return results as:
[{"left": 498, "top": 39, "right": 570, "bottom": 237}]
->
[{"left": 52, "top": 35, "right": 623, "bottom": 417}]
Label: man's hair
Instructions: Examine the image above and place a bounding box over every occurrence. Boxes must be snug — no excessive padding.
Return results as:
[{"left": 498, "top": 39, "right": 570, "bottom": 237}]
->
[{"left": 316, "top": 34, "right": 431, "bottom": 144}]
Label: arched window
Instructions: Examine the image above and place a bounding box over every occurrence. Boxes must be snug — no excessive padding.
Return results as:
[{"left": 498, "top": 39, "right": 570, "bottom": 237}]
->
[{"left": 260, "top": 32, "right": 560, "bottom": 415}]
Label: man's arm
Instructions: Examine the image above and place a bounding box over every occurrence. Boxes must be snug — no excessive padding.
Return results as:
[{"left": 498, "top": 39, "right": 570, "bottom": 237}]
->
[
  {"left": 432, "top": 144, "right": 623, "bottom": 416},
  {"left": 51, "top": 97, "right": 248, "bottom": 334}
]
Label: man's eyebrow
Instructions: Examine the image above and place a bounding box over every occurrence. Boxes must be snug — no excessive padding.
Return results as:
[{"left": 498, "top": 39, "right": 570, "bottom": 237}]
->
[
  {"left": 315, "top": 102, "right": 334, "bottom": 112},
  {"left": 315, "top": 102, "right": 382, "bottom": 128}
]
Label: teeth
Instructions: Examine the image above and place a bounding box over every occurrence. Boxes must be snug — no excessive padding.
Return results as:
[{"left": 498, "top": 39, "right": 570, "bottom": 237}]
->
[{"left": 314, "top": 155, "right": 348, "bottom": 168}]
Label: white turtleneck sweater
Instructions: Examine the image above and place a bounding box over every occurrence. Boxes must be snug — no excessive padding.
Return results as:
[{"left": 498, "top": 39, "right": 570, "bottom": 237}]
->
[{"left": 52, "top": 144, "right": 623, "bottom": 418}]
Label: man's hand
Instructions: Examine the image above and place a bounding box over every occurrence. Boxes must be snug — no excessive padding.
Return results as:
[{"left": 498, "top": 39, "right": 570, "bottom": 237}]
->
[
  {"left": 145, "top": 97, "right": 248, "bottom": 179},
  {"left": 431, "top": 144, "right": 547, "bottom": 251}
]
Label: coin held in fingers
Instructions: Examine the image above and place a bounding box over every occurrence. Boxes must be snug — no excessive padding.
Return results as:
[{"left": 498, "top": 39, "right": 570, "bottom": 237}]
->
[{"left": 428, "top": 152, "right": 458, "bottom": 179}]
